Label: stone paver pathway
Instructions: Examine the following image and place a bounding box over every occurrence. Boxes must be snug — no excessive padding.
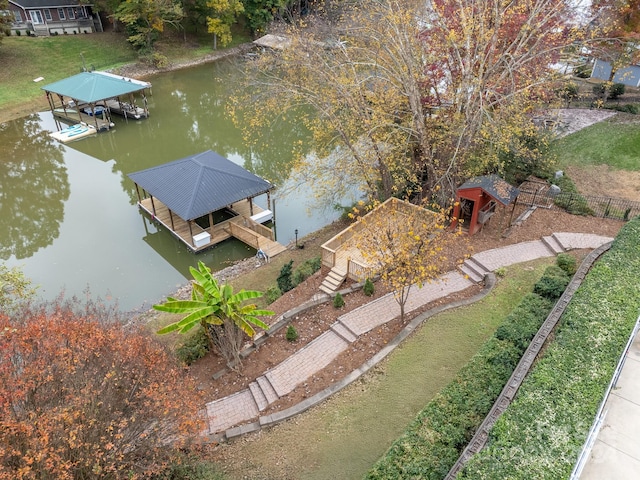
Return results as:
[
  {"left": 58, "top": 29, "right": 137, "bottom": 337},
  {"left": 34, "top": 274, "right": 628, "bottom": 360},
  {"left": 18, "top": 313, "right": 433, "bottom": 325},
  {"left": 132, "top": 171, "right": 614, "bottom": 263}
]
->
[{"left": 205, "top": 233, "right": 613, "bottom": 437}]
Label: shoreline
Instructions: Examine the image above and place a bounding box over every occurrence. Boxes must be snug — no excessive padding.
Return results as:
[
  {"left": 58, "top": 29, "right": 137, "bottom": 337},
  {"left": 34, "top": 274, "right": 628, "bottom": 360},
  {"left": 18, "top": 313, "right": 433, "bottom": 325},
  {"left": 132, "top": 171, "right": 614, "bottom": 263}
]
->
[{"left": 0, "top": 42, "right": 255, "bottom": 125}]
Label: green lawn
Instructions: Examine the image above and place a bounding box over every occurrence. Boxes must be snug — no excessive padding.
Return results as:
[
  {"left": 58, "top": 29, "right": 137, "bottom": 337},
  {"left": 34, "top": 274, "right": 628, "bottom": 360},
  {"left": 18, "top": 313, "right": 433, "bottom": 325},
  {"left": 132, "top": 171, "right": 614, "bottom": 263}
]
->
[
  {"left": 0, "top": 28, "right": 251, "bottom": 116},
  {"left": 210, "top": 258, "right": 555, "bottom": 480},
  {"left": 551, "top": 117, "right": 640, "bottom": 172},
  {"left": 0, "top": 33, "right": 137, "bottom": 110}
]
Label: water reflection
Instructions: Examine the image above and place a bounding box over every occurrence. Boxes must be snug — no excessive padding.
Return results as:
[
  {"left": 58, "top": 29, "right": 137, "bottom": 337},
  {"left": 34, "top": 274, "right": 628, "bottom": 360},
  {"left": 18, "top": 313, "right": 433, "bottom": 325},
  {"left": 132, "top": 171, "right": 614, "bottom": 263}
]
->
[
  {"left": 0, "top": 115, "right": 67, "bottom": 259},
  {"left": 0, "top": 59, "right": 349, "bottom": 311}
]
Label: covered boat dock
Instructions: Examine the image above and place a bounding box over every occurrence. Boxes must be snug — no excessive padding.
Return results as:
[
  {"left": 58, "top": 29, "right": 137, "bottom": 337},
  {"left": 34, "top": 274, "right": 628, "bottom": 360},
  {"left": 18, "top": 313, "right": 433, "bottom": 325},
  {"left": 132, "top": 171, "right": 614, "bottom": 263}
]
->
[
  {"left": 41, "top": 71, "right": 151, "bottom": 136},
  {"left": 128, "top": 150, "right": 287, "bottom": 257}
]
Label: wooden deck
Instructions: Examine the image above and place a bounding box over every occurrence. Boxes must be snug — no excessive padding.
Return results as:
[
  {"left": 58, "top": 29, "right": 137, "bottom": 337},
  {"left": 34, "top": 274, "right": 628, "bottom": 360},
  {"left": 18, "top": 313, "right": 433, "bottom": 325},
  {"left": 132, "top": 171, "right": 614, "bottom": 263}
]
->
[
  {"left": 138, "top": 197, "right": 286, "bottom": 256},
  {"left": 53, "top": 108, "right": 112, "bottom": 131}
]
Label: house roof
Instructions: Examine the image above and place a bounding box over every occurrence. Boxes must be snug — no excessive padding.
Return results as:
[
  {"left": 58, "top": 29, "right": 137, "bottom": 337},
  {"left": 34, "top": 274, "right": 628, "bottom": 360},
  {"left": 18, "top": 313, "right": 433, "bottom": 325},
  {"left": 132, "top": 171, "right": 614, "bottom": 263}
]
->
[
  {"left": 591, "top": 59, "right": 640, "bottom": 88},
  {"left": 41, "top": 71, "right": 150, "bottom": 104},
  {"left": 457, "top": 174, "right": 519, "bottom": 205},
  {"left": 9, "top": 0, "right": 90, "bottom": 8},
  {"left": 128, "top": 150, "right": 273, "bottom": 221}
]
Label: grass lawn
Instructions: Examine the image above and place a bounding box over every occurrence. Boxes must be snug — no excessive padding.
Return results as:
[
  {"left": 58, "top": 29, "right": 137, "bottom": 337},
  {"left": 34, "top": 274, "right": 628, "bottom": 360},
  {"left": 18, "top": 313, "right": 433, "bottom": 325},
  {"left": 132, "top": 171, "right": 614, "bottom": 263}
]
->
[
  {"left": 0, "top": 27, "right": 251, "bottom": 121},
  {"left": 0, "top": 33, "right": 137, "bottom": 112},
  {"left": 210, "top": 258, "right": 555, "bottom": 480},
  {"left": 551, "top": 116, "right": 640, "bottom": 172}
]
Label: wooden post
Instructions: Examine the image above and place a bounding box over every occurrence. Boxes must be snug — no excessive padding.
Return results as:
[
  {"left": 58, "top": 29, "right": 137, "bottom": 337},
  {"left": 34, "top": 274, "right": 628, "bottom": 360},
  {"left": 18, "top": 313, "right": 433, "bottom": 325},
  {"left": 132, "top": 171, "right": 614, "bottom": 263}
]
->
[
  {"left": 73, "top": 98, "right": 83, "bottom": 124},
  {"left": 169, "top": 210, "right": 175, "bottom": 231},
  {"left": 267, "top": 191, "right": 271, "bottom": 211},
  {"left": 142, "top": 93, "right": 149, "bottom": 118},
  {"left": 150, "top": 196, "right": 157, "bottom": 216},
  {"left": 188, "top": 221, "right": 195, "bottom": 247},
  {"left": 134, "top": 183, "right": 141, "bottom": 203},
  {"left": 90, "top": 103, "right": 99, "bottom": 130},
  {"left": 45, "top": 91, "right": 55, "bottom": 113},
  {"left": 208, "top": 212, "right": 214, "bottom": 232},
  {"left": 249, "top": 197, "right": 254, "bottom": 216}
]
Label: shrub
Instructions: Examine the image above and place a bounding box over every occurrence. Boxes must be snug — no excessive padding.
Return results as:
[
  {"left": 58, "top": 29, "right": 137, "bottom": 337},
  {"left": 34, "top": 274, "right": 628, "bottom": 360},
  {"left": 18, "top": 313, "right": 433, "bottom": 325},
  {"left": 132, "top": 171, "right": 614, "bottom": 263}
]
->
[
  {"left": 495, "top": 293, "right": 554, "bottom": 350},
  {"left": 609, "top": 83, "right": 625, "bottom": 99},
  {"left": 363, "top": 278, "right": 375, "bottom": 296},
  {"left": 0, "top": 302, "right": 204, "bottom": 479},
  {"left": 606, "top": 103, "right": 639, "bottom": 114},
  {"left": 264, "top": 285, "right": 282, "bottom": 304},
  {"left": 277, "top": 260, "right": 294, "bottom": 293},
  {"left": 292, "top": 256, "right": 321, "bottom": 286},
  {"left": 333, "top": 292, "right": 345, "bottom": 308},
  {"left": 533, "top": 266, "right": 570, "bottom": 300},
  {"left": 286, "top": 325, "right": 299, "bottom": 342},
  {"left": 175, "top": 327, "right": 210, "bottom": 365},
  {"left": 556, "top": 253, "right": 577, "bottom": 275},
  {"left": 366, "top": 268, "right": 559, "bottom": 479},
  {"left": 551, "top": 175, "right": 594, "bottom": 216},
  {"left": 460, "top": 217, "right": 640, "bottom": 478},
  {"left": 494, "top": 267, "right": 507, "bottom": 278}
]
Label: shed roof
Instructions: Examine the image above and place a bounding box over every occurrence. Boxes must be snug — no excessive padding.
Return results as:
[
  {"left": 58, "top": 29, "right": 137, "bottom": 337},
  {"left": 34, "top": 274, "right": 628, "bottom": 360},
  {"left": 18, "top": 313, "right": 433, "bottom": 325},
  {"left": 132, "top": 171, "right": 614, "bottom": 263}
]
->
[
  {"left": 41, "top": 71, "right": 151, "bottom": 104},
  {"left": 128, "top": 150, "right": 272, "bottom": 221},
  {"left": 591, "top": 59, "right": 640, "bottom": 87},
  {"left": 457, "top": 174, "right": 519, "bottom": 205}
]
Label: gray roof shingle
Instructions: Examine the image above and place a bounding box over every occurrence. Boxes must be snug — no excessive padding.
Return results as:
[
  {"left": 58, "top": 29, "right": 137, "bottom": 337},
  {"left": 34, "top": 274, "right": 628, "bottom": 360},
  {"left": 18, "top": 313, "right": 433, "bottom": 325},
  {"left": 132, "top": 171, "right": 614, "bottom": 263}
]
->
[
  {"left": 10, "top": 0, "right": 90, "bottom": 8},
  {"left": 128, "top": 151, "right": 273, "bottom": 221},
  {"left": 457, "top": 174, "right": 519, "bottom": 205}
]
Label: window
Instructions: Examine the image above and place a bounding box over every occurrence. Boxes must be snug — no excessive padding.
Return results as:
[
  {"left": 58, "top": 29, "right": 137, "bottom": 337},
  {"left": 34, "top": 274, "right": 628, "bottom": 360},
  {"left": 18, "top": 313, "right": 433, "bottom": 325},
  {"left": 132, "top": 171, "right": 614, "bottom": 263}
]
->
[
  {"left": 29, "top": 10, "right": 43, "bottom": 24},
  {"left": 44, "top": 8, "right": 51, "bottom": 21},
  {"left": 67, "top": 7, "right": 74, "bottom": 19},
  {"left": 57, "top": 8, "right": 65, "bottom": 19},
  {"left": 6, "top": 10, "right": 21, "bottom": 22}
]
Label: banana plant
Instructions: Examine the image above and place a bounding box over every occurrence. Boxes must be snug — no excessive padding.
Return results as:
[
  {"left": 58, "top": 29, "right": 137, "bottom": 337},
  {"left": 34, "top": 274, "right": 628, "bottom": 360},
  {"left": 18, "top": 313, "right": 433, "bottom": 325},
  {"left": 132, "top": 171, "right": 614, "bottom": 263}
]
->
[{"left": 155, "top": 261, "right": 273, "bottom": 352}]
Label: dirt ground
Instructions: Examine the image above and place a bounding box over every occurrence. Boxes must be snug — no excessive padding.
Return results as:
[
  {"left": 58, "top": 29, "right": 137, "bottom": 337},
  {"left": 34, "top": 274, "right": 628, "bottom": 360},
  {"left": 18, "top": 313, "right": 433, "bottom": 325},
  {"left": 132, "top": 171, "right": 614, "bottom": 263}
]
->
[
  {"left": 185, "top": 204, "right": 623, "bottom": 424},
  {"left": 145, "top": 109, "right": 634, "bottom": 436}
]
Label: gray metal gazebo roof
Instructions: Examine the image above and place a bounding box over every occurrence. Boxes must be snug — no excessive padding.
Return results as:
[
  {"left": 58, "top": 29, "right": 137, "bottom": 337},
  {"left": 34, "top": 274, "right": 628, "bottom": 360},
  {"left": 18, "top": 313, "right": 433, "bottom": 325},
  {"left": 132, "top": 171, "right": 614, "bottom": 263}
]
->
[{"left": 128, "top": 150, "right": 273, "bottom": 221}]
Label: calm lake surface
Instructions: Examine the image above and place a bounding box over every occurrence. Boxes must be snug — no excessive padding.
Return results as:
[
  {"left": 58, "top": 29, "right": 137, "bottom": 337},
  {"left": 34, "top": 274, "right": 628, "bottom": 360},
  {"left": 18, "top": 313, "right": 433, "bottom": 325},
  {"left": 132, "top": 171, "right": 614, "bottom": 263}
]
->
[{"left": 0, "top": 59, "right": 348, "bottom": 311}]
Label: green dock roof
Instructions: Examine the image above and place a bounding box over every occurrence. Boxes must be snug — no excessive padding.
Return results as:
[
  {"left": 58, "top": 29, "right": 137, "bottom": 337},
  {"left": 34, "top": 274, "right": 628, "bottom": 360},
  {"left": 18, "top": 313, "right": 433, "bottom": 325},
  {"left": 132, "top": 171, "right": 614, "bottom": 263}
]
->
[{"left": 41, "top": 71, "right": 151, "bottom": 103}]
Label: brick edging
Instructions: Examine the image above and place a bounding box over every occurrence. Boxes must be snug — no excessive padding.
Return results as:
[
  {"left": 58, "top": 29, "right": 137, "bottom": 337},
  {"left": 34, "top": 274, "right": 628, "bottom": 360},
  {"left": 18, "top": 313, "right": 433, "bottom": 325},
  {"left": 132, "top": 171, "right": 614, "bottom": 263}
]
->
[{"left": 213, "top": 274, "right": 497, "bottom": 442}]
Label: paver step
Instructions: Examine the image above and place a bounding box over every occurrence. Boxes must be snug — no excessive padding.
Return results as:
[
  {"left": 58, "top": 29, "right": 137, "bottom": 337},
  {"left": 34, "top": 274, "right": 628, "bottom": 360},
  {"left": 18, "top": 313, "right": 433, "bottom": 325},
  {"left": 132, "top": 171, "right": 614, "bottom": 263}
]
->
[
  {"left": 256, "top": 375, "right": 279, "bottom": 404},
  {"left": 459, "top": 257, "right": 489, "bottom": 284},
  {"left": 459, "top": 263, "right": 484, "bottom": 284},
  {"left": 466, "top": 256, "right": 490, "bottom": 274},
  {"left": 542, "top": 235, "right": 564, "bottom": 254},
  {"left": 248, "top": 381, "right": 269, "bottom": 411},
  {"left": 330, "top": 320, "right": 358, "bottom": 343}
]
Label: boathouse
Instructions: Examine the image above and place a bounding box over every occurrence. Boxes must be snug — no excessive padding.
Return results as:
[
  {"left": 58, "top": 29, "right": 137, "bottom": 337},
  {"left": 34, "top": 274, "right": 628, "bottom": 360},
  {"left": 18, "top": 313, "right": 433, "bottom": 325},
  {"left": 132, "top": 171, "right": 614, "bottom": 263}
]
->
[
  {"left": 451, "top": 174, "right": 519, "bottom": 235},
  {"left": 128, "top": 150, "right": 286, "bottom": 256},
  {"left": 41, "top": 71, "right": 151, "bottom": 134}
]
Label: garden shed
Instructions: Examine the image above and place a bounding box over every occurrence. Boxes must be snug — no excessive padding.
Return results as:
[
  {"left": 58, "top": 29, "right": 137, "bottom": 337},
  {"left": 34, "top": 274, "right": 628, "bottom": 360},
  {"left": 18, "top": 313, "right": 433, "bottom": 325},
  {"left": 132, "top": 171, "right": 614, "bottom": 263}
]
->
[{"left": 451, "top": 174, "right": 519, "bottom": 235}]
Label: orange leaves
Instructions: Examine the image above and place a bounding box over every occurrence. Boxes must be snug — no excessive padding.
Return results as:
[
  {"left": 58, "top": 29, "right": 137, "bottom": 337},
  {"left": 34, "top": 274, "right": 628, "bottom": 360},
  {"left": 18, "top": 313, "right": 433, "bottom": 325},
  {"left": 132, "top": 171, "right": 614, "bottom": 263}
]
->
[{"left": 0, "top": 306, "right": 204, "bottom": 479}]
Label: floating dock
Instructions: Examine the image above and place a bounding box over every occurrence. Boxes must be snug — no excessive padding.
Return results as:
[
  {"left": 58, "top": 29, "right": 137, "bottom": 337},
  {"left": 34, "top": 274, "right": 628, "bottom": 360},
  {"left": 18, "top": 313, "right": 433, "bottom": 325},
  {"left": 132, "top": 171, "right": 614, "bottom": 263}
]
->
[{"left": 49, "top": 122, "right": 97, "bottom": 143}]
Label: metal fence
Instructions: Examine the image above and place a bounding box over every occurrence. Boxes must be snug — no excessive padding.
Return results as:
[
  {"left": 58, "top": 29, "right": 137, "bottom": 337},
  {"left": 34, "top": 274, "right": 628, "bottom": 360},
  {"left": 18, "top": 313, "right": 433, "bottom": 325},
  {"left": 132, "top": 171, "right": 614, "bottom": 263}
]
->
[{"left": 517, "top": 189, "right": 640, "bottom": 221}]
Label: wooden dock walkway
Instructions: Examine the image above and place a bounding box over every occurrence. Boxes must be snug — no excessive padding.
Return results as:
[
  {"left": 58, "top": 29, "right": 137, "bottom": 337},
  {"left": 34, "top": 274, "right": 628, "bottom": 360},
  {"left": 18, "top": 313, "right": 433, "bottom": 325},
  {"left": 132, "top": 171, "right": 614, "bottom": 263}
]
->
[
  {"left": 137, "top": 197, "right": 286, "bottom": 256},
  {"left": 225, "top": 219, "right": 287, "bottom": 258},
  {"left": 53, "top": 108, "right": 112, "bottom": 131}
]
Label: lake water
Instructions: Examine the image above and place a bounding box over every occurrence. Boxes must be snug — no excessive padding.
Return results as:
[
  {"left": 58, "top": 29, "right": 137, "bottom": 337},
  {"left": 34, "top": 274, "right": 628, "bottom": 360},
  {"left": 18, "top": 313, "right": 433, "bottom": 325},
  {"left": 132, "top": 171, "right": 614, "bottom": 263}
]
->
[{"left": 0, "top": 59, "right": 349, "bottom": 311}]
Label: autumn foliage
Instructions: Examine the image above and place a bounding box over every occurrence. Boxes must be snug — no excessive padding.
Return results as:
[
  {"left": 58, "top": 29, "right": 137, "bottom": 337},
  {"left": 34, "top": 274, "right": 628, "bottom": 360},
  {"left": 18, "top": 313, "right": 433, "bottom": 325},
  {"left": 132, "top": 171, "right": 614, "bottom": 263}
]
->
[{"left": 0, "top": 302, "right": 205, "bottom": 479}]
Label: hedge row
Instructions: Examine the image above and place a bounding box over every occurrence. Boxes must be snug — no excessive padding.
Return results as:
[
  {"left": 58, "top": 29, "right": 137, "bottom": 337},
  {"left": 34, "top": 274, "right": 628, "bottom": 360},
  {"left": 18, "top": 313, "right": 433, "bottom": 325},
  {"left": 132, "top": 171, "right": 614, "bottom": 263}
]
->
[
  {"left": 460, "top": 217, "right": 640, "bottom": 479},
  {"left": 365, "top": 264, "right": 570, "bottom": 479}
]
